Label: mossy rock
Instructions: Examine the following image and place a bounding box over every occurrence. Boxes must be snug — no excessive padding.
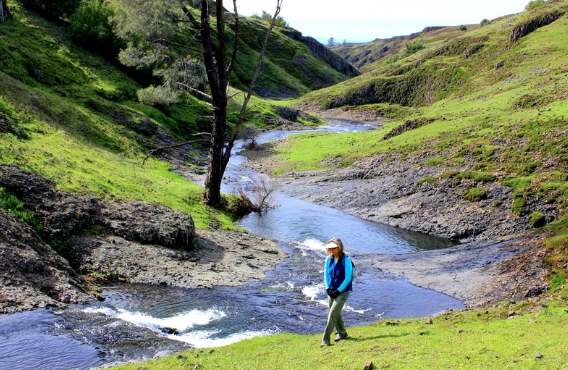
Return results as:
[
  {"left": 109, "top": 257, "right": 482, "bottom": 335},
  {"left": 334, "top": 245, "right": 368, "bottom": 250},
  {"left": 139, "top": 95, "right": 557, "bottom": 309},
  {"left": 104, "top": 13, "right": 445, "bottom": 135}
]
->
[{"left": 529, "top": 211, "right": 546, "bottom": 228}]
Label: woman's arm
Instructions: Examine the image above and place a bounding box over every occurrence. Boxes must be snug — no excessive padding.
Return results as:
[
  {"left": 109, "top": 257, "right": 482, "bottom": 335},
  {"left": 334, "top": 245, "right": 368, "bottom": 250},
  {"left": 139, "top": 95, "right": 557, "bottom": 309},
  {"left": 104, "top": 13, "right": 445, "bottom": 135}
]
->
[
  {"left": 324, "top": 256, "right": 331, "bottom": 289},
  {"left": 337, "top": 256, "right": 352, "bottom": 292}
]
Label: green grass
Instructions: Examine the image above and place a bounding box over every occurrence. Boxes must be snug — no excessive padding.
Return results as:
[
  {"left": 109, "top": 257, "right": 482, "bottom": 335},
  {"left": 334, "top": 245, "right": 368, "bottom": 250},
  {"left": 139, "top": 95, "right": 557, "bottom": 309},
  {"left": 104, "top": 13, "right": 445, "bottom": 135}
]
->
[
  {"left": 111, "top": 298, "right": 568, "bottom": 370},
  {"left": 463, "top": 187, "right": 489, "bottom": 202}
]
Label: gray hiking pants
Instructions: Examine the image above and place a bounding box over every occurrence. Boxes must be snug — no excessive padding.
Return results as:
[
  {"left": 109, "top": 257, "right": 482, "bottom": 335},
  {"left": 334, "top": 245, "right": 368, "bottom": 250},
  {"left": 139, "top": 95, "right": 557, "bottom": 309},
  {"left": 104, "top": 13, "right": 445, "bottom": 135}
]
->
[{"left": 322, "top": 292, "right": 349, "bottom": 345}]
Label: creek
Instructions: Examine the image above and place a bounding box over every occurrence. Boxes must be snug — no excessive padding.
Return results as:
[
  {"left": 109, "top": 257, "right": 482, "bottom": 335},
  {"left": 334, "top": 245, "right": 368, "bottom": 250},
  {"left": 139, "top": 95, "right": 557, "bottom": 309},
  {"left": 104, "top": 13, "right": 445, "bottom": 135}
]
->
[{"left": 0, "top": 122, "right": 463, "bottom": 370}]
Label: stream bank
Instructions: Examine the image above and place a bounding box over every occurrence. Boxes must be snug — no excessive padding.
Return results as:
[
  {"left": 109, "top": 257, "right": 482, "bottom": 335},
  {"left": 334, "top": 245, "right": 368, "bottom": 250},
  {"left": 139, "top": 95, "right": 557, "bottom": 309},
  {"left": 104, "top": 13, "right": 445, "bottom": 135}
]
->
[{"left": 242, "top": 122, "right": 550, "bottom": 307}]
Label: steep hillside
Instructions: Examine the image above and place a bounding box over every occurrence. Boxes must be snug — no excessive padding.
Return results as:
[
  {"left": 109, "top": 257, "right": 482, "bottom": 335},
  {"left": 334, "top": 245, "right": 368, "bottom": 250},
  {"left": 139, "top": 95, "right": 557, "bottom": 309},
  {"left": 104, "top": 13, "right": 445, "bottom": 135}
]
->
[
  {"left": 232, "top": 18, "right": 359, "bottom": 97},
  {"left": 333, "top": 25, "right": 471, "bottom": 72}
]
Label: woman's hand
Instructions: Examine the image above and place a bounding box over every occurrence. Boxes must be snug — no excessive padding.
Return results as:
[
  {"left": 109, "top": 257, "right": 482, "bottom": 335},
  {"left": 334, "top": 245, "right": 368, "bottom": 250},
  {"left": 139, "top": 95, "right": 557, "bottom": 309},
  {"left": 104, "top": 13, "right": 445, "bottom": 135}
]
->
[{"left": 326, "top": 288, "right": 340, "bottom": 299}]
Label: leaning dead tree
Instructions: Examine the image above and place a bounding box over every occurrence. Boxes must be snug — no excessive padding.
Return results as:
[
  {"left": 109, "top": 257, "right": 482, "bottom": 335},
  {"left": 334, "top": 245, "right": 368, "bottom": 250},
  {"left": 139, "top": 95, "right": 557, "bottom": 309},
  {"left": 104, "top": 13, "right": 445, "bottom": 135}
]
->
[
  {"left": 113, "top": 0, "right": 284, "bottom": 209},
  {"left": 0, "top": 0, "right": 9, "bottom": 22}
]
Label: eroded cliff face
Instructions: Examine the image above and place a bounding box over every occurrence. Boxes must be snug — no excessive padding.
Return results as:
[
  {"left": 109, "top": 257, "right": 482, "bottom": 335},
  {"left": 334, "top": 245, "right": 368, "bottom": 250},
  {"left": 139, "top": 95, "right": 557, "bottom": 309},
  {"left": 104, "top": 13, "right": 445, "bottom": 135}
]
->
[{"left": 0, "top": 164, "right": 196, "bottom": 312}]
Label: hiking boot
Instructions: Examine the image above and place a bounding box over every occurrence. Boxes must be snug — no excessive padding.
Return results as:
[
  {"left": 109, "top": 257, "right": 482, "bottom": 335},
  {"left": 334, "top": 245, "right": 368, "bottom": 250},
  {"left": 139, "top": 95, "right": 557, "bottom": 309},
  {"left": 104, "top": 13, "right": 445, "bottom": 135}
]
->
[
  {"left": 320, "top": 341, "right": 330, "bottom": 347},
  {"left": 334, "top": 334, "right": 348, "bottom": 342}
]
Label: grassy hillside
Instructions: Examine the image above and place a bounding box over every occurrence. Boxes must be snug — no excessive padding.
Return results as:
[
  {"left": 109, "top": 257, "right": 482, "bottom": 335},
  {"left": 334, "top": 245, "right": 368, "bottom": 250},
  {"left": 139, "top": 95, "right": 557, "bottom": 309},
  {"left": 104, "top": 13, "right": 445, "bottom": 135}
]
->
[
  {"left": 333, "top": 25, "right": 477, "bottom": 72},
  {"left": 272, "top": 1, "right": 568, "bottom": 230},
  {"left": 0, "top": 3, "right": 290, "bottom": 230},
  {"left": 232, "top": 18, "right": 356, "bottom": 97}
]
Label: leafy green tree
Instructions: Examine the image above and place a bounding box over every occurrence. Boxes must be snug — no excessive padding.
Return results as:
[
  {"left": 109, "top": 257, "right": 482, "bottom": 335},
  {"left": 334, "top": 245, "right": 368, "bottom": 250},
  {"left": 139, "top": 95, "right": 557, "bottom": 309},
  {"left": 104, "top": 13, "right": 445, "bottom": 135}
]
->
[
  {"left": 21, "top": 0, "right": 81, "bottom": 21},
  {"left": 252, "top": 10, "right": 288, "bottom": 27},
  {"left": 327, "top": 37, "right": 335, "bottom": 47},
  {"left": 69, "top": 0, "right": 115, "bottom": 52},
  {"left": 113, "top": 0, "right": 283, "bottom": 208}
]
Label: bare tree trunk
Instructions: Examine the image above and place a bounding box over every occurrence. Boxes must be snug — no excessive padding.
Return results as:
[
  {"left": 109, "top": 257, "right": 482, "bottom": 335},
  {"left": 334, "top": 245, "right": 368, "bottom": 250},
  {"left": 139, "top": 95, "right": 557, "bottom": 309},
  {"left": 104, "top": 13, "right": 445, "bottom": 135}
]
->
[
  {"left": 0, "top": 0, "right": 9, "bottom": 22},
  {"left": 202, "top": 0, "right": 282, "bottom": 209},
  {"left": 201, "top": 0, "right": 230, "bottom": 208}
]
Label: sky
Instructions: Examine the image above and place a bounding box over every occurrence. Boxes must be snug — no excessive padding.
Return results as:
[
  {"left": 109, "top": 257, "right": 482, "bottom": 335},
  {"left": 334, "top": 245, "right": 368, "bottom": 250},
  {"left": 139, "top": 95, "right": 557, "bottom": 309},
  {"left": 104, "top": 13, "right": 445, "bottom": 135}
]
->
[{"left": 235, "top": 0, "right": 531, "bottom": 43}]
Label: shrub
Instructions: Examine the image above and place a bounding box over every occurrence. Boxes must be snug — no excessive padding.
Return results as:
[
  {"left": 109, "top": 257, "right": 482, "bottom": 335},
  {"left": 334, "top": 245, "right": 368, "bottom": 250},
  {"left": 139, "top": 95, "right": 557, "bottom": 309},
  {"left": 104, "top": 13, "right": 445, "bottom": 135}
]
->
[
  {"left": 463, "top": 187, "right": 488, "bottom": 202},
  {"left": 251, "top": 10, "right": 288, "bottom": 27},
  {"left": 459, "top": 25, "right": 468, "bottom": 31},
  {"left": 69, "top": 0, "right": 115, "bottom": 52},
  {"left": 529, "top": 211, "right": 546, "bottom": 227},
  {"left": 21, "top": 0, "right": 81, "bottom": 21},
  {"left": 480, "top": 19, "right": 490, "bottom": 26}
]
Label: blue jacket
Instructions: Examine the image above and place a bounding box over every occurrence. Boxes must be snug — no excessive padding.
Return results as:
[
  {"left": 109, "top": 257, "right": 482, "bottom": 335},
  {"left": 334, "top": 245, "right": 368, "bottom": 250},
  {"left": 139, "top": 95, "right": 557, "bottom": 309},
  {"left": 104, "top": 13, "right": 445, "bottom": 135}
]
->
[{"left": 324, "top": 254, "right": 353, "bottom": 293}]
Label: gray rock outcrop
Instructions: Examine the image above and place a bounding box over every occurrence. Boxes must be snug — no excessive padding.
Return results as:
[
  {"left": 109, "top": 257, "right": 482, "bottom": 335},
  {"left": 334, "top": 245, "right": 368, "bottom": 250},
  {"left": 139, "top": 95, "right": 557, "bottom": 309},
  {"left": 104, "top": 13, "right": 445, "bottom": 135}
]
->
[{"left": 0, "top": 210, "right": 92, "bottom": 313}]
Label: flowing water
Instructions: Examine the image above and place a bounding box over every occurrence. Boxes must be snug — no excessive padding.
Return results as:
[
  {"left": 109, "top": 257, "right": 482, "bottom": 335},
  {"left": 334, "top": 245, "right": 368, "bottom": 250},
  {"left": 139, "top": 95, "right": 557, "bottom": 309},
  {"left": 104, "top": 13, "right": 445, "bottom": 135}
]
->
[{"left": 0, "top": 122, "right": 463, "bottom": 370}]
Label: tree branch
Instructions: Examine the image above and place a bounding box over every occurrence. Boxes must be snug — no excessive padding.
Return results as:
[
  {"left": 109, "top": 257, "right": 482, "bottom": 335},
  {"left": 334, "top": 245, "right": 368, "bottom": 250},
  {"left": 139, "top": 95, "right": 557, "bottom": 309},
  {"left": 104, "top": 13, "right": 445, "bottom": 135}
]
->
[
  {"left": 226, "top": 0, "right": 240, "bottom": 75},
  {"left": 222, "top": 0, "right": 283, "bottom": 170},
  {"left": 181, "top": 2, "right": 201, "bottom": 30},
  {"left": 142, "top": 133, "right": 212, "bottom": 165},
  {"left": 176, "top": 82, "right": 213, "bottom": 101}
]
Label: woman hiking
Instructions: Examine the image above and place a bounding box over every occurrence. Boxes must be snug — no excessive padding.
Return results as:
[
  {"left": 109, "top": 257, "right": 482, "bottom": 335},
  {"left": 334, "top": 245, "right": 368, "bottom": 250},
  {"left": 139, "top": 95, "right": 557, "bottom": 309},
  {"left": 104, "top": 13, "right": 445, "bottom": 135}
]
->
[{"left": 321, "top": 237, "right": 353, "bottom": 347}]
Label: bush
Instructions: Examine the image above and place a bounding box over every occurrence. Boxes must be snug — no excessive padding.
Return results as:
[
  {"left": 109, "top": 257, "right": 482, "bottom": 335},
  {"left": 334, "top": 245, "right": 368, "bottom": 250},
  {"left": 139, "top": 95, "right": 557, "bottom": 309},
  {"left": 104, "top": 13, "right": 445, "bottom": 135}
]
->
[
  {"left": 459, "top": 25, "right": 468, "bottom": 31},
  {"left": 525, "top": 0, "right": 547, "bottom": 10},
  {"left": 69, "top": 0, "right": 115, "bottom": 52},
  {"left": 529, "top": 211, "right": 546, "bottom": 227},
  {"left": 480, "top": 19, "right": 490, "bottom": 26},
  {"left": 21, "top": 0, "right": 81, "bottom": 21},
  {"left": 251, "top": 10, "right": 288, "bottom": 27},
  {"left": 463, "top": 187, "right": 488, "bottom": 202}
]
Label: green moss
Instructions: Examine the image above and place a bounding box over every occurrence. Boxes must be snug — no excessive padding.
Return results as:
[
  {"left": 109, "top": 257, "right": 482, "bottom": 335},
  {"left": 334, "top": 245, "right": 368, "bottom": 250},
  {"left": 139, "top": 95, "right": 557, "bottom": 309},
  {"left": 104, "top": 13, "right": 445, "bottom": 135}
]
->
[
  {"left": 458, "top": 171, "right": 496, "bottom": 183},
  {"left": 512, "top": 197, "right": 527, "bottom": 215},
  {"left": 463, "top": 187, "right": 489, "bottom": 202}
]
